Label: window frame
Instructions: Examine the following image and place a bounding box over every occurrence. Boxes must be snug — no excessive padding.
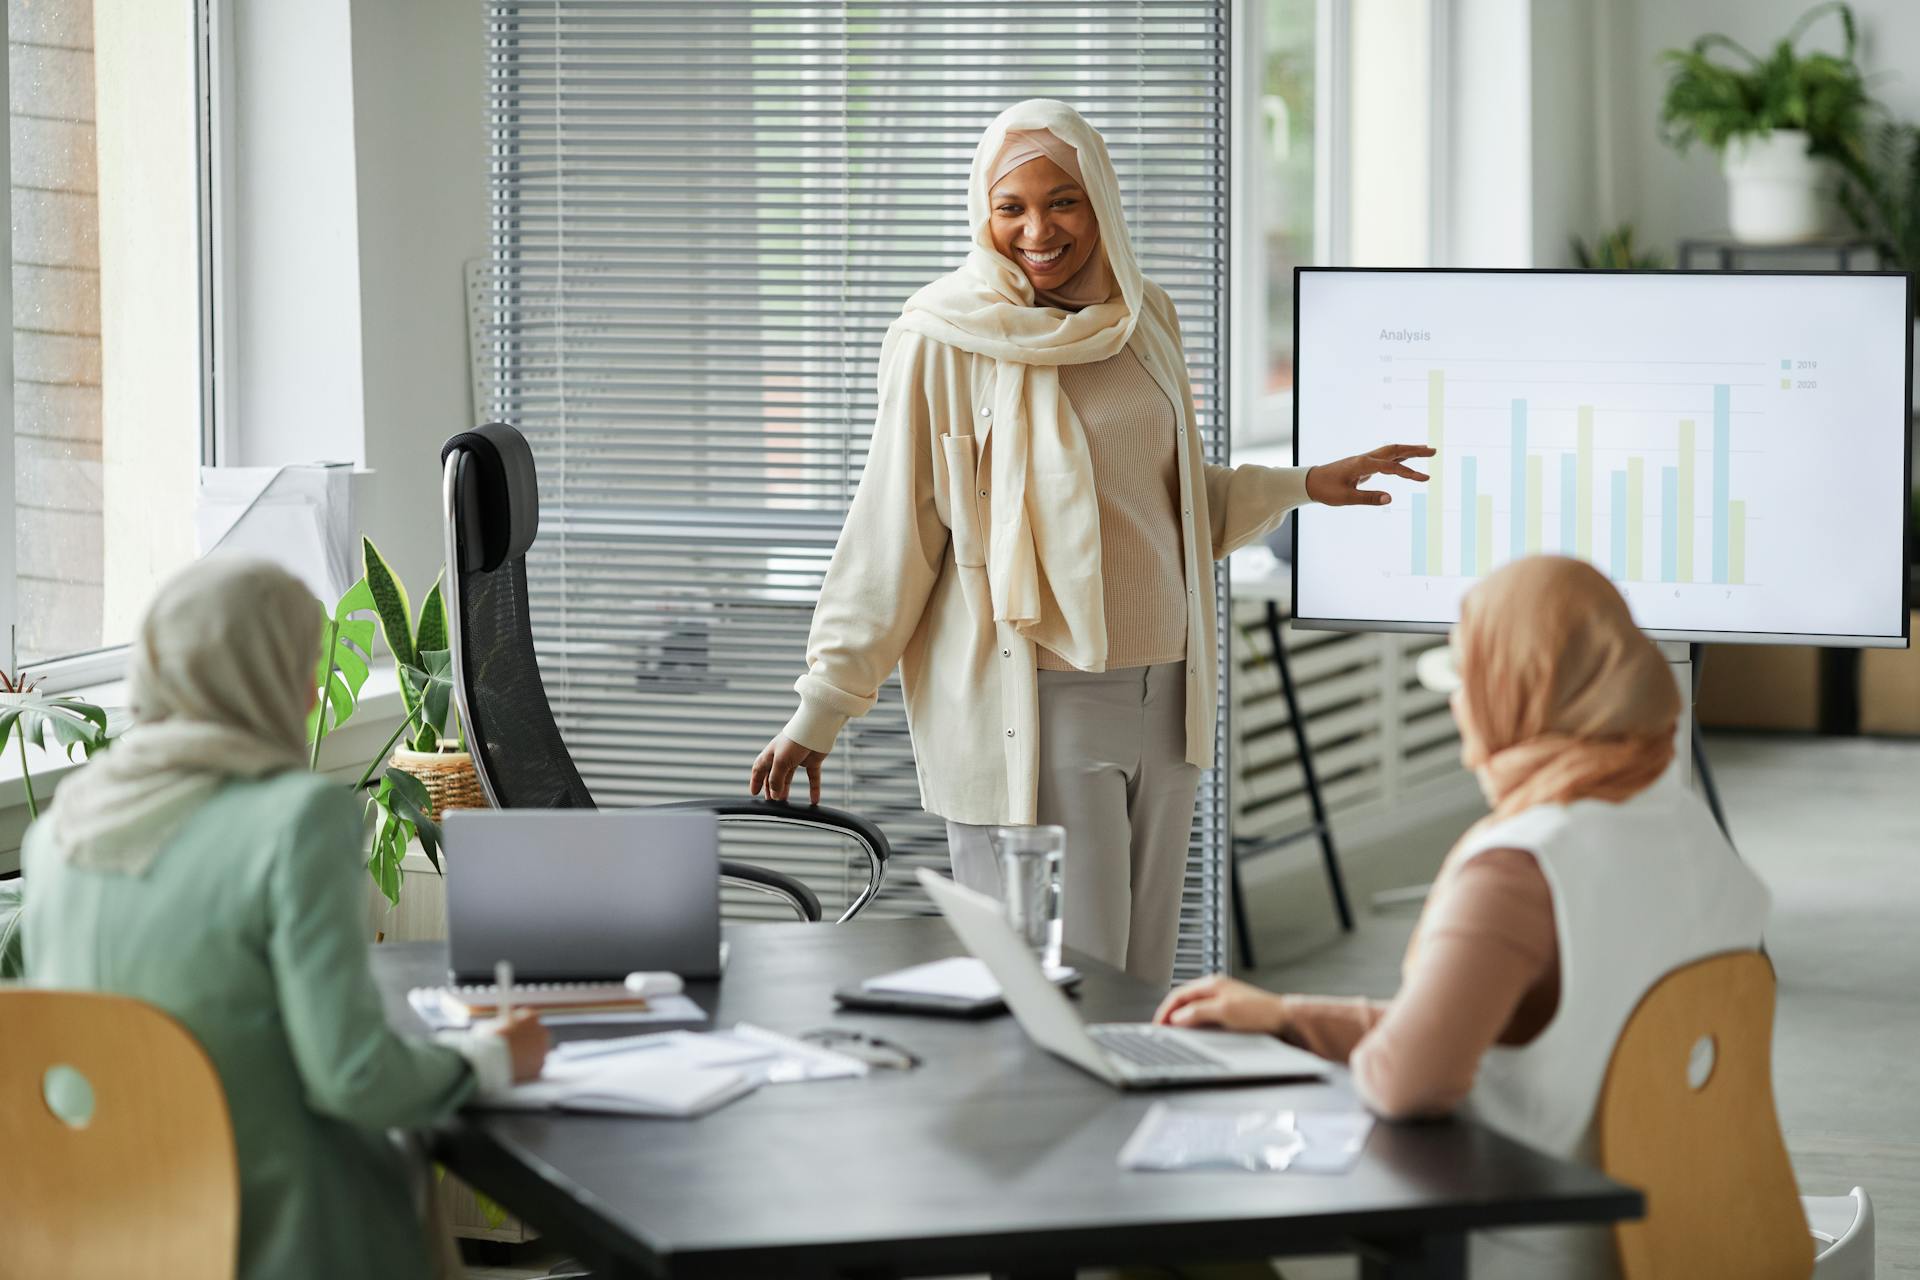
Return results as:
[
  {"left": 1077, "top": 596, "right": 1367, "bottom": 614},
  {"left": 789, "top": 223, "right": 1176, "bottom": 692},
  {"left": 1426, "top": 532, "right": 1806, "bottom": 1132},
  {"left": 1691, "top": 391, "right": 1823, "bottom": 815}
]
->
[
  {"left": 1230, "top": 0, "right": 1452, "bottom": 453},
  {"left": 2, "top": 0, "right": 221, "bottom": 694}
]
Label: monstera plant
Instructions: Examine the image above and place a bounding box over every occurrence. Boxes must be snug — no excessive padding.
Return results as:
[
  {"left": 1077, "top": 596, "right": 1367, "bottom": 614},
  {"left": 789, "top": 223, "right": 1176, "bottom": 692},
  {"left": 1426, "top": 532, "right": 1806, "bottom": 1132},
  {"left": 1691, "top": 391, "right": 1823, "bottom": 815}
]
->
[{"left": 0, "top": 665, "right": 111, "bottom": 821}]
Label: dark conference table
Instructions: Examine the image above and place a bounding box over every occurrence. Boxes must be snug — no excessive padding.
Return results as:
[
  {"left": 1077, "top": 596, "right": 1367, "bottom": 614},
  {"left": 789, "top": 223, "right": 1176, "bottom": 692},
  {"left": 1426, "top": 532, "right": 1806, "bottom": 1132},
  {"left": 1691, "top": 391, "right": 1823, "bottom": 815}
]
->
[{"left": 374, "top": 918, "right": 1641, "bottom": 1279}]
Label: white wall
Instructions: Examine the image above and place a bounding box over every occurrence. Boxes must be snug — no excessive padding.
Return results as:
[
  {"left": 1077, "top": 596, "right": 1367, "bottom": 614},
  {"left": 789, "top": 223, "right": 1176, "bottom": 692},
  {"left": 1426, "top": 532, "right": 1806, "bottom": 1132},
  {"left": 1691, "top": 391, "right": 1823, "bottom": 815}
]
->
[
  {"left": 1445, "top": 0, "right": 1533, "bottom": 267},
  {"left": 347, "top": 0, "right": 488, "bottom": 598},
  {"left": 222, "top": 0, "right": 485, "bottom": 600},
  {"left": 1526, "top": 0, "right": 1603, "bottom": 265},
  {"left": 226, "top": 0, "right": 366, "bottom": 471},
  {"left": 1617, "top": 0, "right": 1920, "bottom": 256}
]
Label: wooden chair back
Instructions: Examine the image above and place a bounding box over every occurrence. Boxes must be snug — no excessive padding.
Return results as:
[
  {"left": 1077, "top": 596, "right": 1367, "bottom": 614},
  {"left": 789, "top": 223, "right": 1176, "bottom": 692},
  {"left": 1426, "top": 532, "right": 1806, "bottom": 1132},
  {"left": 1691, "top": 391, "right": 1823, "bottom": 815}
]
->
[
  {"left": 0, "top": 988, "right": 238, "bottom": 1279},
  {"left": 1597, "top": 950, "right": 1812, "bottom": 1279}
]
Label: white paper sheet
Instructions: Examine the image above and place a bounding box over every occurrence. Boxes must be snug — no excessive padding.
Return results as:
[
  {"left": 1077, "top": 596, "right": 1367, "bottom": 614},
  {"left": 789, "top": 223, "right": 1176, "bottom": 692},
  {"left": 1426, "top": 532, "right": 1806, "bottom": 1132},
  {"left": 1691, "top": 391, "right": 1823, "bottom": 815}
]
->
[{"left": 478, "top": 1053, "right": 755, "bottom": 1118}]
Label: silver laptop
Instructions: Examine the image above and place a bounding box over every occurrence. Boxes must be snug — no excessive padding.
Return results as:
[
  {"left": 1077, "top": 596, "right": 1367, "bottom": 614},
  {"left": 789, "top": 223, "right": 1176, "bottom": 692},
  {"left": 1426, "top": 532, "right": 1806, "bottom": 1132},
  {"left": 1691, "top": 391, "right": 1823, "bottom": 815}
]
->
[
  {"left": 918, "top": 868, "right": 1326, "bottom": 1088},
  {"left": 444, "top": 811, "right": 722, "bottom": 983}
]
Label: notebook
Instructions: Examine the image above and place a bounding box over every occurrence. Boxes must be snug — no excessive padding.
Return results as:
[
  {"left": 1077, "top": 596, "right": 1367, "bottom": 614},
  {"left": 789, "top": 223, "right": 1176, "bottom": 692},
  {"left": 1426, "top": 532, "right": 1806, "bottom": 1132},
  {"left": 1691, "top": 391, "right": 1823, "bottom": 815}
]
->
[
  {"left": 439, "top": 982, "right": 649, "bottom": 1021},
  {"left": 834, "top": 956, "right": 1080, "bottom": 1018}
]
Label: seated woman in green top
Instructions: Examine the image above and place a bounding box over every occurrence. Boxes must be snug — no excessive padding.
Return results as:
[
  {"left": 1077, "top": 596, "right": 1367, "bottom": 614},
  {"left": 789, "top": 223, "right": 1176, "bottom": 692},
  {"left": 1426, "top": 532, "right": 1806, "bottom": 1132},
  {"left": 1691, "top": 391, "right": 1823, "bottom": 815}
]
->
[{"left": 23, "top": 557, "right": 548, "bottom": 1280}]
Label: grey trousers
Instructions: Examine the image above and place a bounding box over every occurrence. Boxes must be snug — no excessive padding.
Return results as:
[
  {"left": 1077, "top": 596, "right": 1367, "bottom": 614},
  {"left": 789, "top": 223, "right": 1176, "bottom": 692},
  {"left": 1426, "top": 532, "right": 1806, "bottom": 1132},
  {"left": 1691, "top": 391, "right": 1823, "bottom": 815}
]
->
[{"left": 946, "top": 662, "right": 1202, "bottom": 988}]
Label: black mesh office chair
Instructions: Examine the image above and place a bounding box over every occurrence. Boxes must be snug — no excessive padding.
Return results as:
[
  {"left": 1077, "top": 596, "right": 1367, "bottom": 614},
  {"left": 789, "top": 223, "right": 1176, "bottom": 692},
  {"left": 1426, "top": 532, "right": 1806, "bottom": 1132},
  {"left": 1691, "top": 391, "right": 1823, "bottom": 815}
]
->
[{"left": 438, "top": 423, "right": 889, "bottom": 922}]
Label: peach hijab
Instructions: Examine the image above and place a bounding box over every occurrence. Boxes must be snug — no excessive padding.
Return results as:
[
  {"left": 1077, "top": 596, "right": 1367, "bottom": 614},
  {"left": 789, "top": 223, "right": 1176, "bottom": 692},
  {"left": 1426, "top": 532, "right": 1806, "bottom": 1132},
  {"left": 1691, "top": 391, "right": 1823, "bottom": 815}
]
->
[{"left": 1451, "top": 556, "right": 1679, "bottom": 822}]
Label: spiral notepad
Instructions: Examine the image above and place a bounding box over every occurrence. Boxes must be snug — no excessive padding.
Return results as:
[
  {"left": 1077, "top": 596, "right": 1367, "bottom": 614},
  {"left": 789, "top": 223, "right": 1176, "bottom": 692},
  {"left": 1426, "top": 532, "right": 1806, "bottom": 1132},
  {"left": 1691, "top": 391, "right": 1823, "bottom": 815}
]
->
[{"left": 439, "top": 982, "right": 647, "bottom": 1020}]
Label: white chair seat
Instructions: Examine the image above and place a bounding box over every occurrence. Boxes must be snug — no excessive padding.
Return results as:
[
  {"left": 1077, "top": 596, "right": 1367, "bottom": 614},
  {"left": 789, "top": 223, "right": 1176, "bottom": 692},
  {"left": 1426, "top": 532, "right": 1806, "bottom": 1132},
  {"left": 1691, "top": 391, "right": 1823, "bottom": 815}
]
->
[{"left": 1805, "top": 1186, "right": 1873, "bottom": 1280}]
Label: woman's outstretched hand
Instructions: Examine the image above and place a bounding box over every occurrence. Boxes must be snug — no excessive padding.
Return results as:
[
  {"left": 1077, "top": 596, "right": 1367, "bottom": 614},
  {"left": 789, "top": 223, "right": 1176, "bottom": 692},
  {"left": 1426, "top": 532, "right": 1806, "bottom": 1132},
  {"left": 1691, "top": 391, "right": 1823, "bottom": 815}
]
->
[
  {"left": 1306, "top": 443, "right": 1435, "bottom": 506},
  {"left": 750, "top": 734, "right": 830, "bottom": 806},
  {"left": 1154, "top": 974, "right": 1291, "bottom": 1036}
]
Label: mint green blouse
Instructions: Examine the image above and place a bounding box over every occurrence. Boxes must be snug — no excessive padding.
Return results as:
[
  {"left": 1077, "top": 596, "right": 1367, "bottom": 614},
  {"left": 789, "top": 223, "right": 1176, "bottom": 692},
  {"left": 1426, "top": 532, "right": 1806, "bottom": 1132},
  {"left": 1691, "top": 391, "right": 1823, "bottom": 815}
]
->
[{"left": 23, "top": 771, "right": 473, "bottom": 1280}]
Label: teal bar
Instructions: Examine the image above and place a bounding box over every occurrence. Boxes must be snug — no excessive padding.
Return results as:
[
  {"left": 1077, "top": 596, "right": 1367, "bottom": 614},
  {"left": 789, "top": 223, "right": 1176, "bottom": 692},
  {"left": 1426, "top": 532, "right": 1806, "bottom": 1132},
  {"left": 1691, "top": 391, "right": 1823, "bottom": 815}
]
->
[
  {"left": 1712, "top": 384, "right": 1730, "bottom": 583},
  {"left": 1610, "top": 470, "right": 1628, "bottom": 579},
  {"left": 1412, "top": 493, "right": 1428, "bottom": 574},
  {"left": 1510, "top": 399, "right": 1526, "bottom": 560},
  {"left": 1661, "top": 466, "right": 1678, "bottom": 581},
  {"left": 1559, "top": 455, "right": 1576, "bottom": 554}
]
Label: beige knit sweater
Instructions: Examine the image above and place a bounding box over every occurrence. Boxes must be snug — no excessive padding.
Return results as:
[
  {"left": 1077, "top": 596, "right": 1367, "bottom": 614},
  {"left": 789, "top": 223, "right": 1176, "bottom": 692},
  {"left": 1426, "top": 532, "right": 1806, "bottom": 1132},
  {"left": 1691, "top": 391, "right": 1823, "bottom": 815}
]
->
[{"left": 1038, "top": 346, "right": 1187, "bottom": 671}]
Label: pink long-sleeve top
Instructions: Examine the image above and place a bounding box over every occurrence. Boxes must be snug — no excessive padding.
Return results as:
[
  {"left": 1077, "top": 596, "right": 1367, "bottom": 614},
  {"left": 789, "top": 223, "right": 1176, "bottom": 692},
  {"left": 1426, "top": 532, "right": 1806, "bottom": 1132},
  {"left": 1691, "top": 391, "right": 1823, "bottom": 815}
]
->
[{"left": 1283, "top": 846, "right": 1560, "bottom": 1120}]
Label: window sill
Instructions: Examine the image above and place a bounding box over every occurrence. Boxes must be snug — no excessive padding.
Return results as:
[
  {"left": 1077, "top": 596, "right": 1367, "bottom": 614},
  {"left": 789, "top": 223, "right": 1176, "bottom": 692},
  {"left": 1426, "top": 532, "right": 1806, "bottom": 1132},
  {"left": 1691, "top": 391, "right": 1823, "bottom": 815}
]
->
[{"left": 0, "top": 664, "right": 410, "bottom": 872}]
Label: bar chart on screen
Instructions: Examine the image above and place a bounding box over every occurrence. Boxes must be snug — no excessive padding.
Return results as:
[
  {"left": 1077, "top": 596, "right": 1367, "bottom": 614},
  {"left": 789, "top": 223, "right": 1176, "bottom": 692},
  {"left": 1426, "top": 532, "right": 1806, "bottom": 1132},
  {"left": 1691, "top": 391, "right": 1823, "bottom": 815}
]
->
[
  {"left": 1405, "top": 363, "right": 1760, "bottom": 590},
  {"left": 1293, "top": 270, "right": 1910, "bottom": 644}
]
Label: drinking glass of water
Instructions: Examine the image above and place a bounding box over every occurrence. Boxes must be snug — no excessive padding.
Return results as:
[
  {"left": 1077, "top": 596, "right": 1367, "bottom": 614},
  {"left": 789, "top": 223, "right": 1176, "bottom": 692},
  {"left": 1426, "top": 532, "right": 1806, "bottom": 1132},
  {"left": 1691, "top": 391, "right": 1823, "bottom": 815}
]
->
[{"left": 988, "top": 824, "right": 1065, "bottom": 969}]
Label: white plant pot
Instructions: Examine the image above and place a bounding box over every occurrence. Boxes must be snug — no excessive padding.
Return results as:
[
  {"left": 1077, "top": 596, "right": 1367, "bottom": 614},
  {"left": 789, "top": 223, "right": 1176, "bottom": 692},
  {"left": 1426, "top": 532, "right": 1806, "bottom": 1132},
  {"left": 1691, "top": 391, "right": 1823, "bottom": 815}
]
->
[{"left": 1721, "top": 130, "right": 1827, "bottom": 244}]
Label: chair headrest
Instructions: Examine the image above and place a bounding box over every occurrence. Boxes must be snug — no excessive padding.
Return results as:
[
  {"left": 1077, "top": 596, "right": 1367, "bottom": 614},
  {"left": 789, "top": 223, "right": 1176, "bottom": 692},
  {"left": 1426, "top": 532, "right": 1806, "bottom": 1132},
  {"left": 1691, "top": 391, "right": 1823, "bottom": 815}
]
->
[{"left": 441, "top": 423, "right": 539, "bottom": 571}]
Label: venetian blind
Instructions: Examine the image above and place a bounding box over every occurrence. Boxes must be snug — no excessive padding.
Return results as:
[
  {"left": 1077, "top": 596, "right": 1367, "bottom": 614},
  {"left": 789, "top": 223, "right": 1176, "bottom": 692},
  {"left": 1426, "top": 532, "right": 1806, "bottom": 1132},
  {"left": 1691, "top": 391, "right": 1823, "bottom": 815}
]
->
[{"left": 483, "top": 1, "right": 1232, "bottom": 977}]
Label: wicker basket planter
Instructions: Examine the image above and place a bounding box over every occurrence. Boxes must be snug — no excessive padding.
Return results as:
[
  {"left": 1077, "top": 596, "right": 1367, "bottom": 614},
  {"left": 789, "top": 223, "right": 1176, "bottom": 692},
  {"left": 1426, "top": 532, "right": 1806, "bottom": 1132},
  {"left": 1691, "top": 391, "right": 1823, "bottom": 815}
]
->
[{"left": 389, "top": 748, "right": 487, "bottom": 823}]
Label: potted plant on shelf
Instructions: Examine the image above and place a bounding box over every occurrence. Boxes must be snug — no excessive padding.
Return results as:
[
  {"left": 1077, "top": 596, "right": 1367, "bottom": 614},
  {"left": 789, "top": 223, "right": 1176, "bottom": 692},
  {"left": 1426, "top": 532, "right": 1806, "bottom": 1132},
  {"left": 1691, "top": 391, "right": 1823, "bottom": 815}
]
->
[
  {"left": 1658, "top": 2, "right": 1873, "bottom": 244},
  {"left": 309, "top": 539, "right": 482, "bottom": 905},
  {"left": 1570, "top": 223, "right": 1667, "bottom": 270}
]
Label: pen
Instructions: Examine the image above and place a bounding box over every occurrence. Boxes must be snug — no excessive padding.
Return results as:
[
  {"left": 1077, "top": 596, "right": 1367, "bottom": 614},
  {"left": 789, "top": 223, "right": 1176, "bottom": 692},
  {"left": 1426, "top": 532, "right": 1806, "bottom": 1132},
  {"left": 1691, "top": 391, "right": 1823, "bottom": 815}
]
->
[{"left": 496, "top": 959, "right": 514, "bottom": 1023}]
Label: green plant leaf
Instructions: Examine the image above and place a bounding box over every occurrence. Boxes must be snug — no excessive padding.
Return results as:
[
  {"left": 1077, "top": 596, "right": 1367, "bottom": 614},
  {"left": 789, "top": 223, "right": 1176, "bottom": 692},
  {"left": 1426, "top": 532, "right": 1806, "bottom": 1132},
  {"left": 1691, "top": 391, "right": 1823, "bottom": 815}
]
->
[
  {"left": 363, "top": 538, "right": 418, "bottom": 672},
  {"left": 309, "top": 577, "right": 379, "bottom": 746},
  {"left": 380, "top": 766, "right": 443, "bottom": 873},
  {"left": 0, "top": 693, "right": 111, "bottom": 762},
  {"left": 1658, "top": 4, "right": 1870, "bottom": 156},
  {"left": 414, "top": 575, "right": 448, "bottom": 658},
  {"left": 366, "top": 802, "right": 408, "bottom": 906},
  {"left": 416, "top": 649, "right": 455, "bottom": 745}
]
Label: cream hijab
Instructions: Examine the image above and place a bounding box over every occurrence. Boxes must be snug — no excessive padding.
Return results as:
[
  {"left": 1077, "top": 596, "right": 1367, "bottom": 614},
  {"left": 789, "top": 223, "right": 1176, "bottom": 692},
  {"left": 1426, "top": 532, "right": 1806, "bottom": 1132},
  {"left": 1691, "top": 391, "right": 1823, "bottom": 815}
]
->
[
  {"left": 1451, "top": 556, "right": 1680, "bottom": 822},
  {"left": 43, "top": 557, "right": 323, "bottom": 876},
  {"left": 894, "top": 98, "right": 1181, "bottom": 671}
]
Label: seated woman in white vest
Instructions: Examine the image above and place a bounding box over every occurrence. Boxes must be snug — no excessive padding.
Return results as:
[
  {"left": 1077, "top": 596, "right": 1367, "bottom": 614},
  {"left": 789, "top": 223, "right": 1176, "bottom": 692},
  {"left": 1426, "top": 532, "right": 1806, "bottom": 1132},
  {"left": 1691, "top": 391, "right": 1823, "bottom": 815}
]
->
[{"left": 1155, "top": 554, "right": 1770, "bottom": 1280}]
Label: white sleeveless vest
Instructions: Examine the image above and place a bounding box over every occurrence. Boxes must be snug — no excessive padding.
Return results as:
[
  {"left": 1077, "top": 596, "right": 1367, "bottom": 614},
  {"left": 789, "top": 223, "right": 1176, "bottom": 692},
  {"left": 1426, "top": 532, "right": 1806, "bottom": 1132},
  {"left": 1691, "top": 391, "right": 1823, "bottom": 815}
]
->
[{"left": 1452, "top": 773, "right": 1771, "bottom": 1279}]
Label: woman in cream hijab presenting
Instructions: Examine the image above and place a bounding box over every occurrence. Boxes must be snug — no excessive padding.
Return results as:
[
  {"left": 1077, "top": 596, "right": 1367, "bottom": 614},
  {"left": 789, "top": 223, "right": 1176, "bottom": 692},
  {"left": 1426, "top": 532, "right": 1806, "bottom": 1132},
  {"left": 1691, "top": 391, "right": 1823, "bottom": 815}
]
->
[{"left": 751, "top": 100, "right": 1429, "bottom": 984}]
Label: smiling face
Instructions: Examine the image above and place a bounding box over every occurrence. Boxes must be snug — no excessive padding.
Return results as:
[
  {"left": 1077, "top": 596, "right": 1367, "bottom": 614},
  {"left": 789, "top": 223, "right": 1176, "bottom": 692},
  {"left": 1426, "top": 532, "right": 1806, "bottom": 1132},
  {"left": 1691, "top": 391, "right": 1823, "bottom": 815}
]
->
[{"left": 986, "top": 155, "right": 1101, "bottom": 293}]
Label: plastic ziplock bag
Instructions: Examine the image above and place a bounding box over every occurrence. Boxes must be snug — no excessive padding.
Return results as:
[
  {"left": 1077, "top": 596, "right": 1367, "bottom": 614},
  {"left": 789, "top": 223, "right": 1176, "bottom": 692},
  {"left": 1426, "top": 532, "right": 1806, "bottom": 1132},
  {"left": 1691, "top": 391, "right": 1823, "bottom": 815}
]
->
[{"left": 1117, "top": 1103, "right": 1375, "bottom": 1174}]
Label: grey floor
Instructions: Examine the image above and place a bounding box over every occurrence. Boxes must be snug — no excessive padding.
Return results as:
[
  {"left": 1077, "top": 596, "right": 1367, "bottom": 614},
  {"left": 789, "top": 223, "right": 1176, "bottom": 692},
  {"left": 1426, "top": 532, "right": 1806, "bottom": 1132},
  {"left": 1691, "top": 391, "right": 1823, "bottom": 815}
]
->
[{"left": 467, "top": 733, "right": 1918, "bottom": 1279}]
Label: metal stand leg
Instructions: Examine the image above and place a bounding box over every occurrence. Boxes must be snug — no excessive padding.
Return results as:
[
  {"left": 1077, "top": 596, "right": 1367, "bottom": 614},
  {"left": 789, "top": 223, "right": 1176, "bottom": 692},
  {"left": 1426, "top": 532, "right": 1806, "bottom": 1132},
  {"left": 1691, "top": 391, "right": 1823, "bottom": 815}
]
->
[
  {"left": 1230, "top": 840, "right": 1257, "bottom": 971},
  {"left": 1689, "top": 643, "right": 1731, "bottom": 840},
  {"left": 1265, "top": 603, "right": 1354, "bottom": 934}
]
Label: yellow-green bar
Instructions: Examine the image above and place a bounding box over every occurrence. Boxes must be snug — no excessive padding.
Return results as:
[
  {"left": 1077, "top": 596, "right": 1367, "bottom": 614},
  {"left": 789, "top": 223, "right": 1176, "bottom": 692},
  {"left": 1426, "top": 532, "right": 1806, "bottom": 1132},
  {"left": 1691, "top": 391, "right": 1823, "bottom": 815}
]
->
[
  {"left": 1427, "top": 371, "right": 1444, "bottom": 574},
  {"left": 1576, "top": 406, "right": 1594, "bottom": 558},
  {"left": 1627, "top": 457, "right": 1645, "bottom": 581},
  {"left": 1476, "top": 494, "right": 1493, "bottom": 574},
  {"left": 1525, "top": 456, "right": 1543, "bottom": 554},
  {"left": 1678, "top": 419, "right": 1696, "bottom": 582},
  {"left": 1729, "top": 499, "right": 1746, "bottom": 584}
]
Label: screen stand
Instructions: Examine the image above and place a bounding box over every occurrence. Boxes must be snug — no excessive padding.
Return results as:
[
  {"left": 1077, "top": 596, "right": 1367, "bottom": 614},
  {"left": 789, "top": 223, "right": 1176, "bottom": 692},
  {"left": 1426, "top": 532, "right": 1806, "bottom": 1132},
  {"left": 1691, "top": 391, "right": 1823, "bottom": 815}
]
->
[{"left": 1685, "top": 642, "right": 1733, "bottom": 842}]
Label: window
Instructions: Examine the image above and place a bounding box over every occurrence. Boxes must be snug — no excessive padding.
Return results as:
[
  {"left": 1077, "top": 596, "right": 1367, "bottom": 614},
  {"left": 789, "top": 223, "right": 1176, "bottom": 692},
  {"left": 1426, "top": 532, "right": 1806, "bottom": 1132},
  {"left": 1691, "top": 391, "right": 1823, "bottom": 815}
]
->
[
  {"left": 1234, "top": 0, "right": 1439, "bottom": 448},
  {"left": 3, "top": 0, "right": 208, "bottom": 678},
  {"left": 484, "top": 1, "right": 1233, "bottom": 975}
]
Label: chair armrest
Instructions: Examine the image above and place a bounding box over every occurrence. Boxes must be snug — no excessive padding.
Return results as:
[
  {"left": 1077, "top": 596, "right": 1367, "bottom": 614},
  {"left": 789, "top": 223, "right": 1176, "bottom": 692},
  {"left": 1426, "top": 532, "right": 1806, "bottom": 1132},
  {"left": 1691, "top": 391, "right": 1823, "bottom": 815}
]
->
[
  {"left": 660, "top": 798, "right": 891, "bottom": 924},
  {"left": 719, "top": 859, "right": 823, "bottom": 923}
]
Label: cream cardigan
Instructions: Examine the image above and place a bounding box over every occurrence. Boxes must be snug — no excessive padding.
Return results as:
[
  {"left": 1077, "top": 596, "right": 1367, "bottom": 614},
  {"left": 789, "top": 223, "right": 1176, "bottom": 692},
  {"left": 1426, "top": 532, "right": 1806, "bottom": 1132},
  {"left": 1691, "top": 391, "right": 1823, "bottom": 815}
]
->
[{"left": 781, "top": 281, "right": 1309, "bottom": 825}]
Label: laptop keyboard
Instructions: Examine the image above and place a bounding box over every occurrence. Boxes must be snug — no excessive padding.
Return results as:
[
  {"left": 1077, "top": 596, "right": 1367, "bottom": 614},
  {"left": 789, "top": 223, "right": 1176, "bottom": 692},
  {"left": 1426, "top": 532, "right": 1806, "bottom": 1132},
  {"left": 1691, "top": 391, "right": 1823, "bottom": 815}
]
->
[{"left": 1089, "top": 1025, "right": 1228, "bottom": 1073}]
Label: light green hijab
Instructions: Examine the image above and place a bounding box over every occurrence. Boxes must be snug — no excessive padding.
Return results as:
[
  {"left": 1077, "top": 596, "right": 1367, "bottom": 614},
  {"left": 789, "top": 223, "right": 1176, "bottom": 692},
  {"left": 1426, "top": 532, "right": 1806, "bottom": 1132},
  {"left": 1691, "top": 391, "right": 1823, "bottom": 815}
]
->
[{"left": 42, "top": 556, "right": 322, "bottom": 876}]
